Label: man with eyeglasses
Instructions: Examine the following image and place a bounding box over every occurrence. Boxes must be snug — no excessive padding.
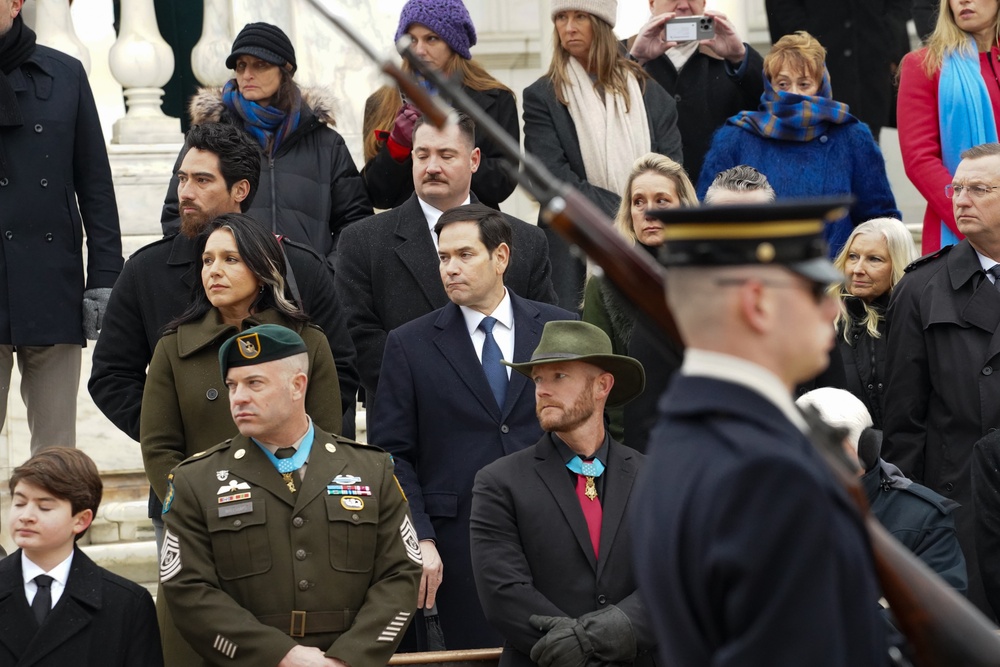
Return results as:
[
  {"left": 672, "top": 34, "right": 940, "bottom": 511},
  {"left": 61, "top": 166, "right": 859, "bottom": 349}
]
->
[
  {"left": 633, "top": 203, "right": 886, "bottom": 665},
  {"left": 883, "top": 142, "right": 1000, "bottom": 619}
]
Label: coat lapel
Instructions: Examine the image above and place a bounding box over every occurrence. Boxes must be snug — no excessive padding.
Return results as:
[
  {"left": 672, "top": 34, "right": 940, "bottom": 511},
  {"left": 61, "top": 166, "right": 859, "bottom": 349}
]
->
[
  {"left": 18, "top": 549, "right": 101, "bottom": 666},
  {"left": 167, "top": 233, "right": 199, "bottom": 292},
  {"left": 0, "top": 553, "right": 34, "bottom": 660},
  {"left": 535, "top": 436, "right": 598, "bottom": 571},
  {"left": 501, "top": 293, "right": 543, "bottom": 419},
  {"left": 393, "top": 196, "right": 447, "bottom": 309},
  {"left": 595, "top": 442, "right": 637, "bottom": 581},
  {"left": 433, "top": 303, "right": 502, "bottom": 419}
]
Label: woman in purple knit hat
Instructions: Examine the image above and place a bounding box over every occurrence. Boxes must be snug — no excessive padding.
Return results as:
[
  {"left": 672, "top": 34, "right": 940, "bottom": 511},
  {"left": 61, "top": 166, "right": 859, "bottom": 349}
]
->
[{"left": 361, "top": 0, "right": 518, "bottom": 210}]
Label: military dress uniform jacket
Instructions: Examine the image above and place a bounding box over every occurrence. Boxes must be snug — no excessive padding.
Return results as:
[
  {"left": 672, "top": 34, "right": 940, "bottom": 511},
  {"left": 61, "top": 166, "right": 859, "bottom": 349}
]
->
[
  {"left": 470, "top": 433, "right": 657, "bottom": 666},
  {"left": 0, "top": 548, "right": 162, "bottom": 667},
  {"left": 140, "top": 307, "right": 342, "bottom": 504},
  {"left": 633, "top": 376, "right": 885, "bottom": 667},
  {"left": 160, "top": 429, "right": 422, "bottom": 666}
]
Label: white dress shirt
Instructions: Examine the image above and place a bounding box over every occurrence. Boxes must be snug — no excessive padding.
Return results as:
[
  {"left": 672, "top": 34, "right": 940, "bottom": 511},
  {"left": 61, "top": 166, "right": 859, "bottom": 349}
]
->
[
  {"left": 22, "top": 549, "right": 73, "bottom": 608},
  {"left": 460, "top": 288, "right": 515, "bottom": 380},
  {"left": 418, "top": 195, "right": 472, "bottom": 251}
]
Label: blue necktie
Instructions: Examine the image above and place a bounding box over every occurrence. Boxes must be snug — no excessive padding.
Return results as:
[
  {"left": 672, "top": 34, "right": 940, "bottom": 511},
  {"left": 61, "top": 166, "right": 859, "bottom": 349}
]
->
[{"left": 479, "top": 316, "right": 508, "bottom": 409}]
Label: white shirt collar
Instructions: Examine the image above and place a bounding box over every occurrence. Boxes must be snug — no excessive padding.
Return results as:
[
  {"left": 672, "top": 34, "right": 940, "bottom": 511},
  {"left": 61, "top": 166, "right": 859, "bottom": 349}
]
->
[
  {"left": 974, "top": 248, "right": 1000, "bottom": 276},
  {"left": 681, "top": 348, "right": 809, "bottom": 433},
  {"left": 460, "top": 288, "right": 513, "bottom": 336},
  {"left": 22, "top": 549, "right": 74, "bottom": 589},
  {"left": 419, "top": 195, "right": 472, "bottom": 250}
]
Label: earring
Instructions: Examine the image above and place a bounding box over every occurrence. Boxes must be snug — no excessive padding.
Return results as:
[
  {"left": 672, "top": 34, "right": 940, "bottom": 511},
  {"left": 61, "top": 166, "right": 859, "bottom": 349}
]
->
[{"left": 259, "top": 285, "right": 265, "bottom": 293}]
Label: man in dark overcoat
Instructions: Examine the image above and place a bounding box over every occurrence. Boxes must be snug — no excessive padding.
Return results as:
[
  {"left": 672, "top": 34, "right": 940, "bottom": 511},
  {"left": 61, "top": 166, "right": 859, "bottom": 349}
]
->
[
  {"left": 0, "top": 0, "right": 122, "bottom": 450},
  {"left": 369, "top": 204, "right": 574, "bottom": 649},
  {"left": 471, "top": 320, "right": 656, "bottom": 666},
  {"left": 335, "top": 114, "right": 556, "bottom": 405},
  {"left": 160, "top": 325, "right": 421, "bottom": 666},
  {"left": 634, "top": 203, "right": 886, "bottom": 665},
  {"left": 883, "top": 142, "right": 1000, "bottom": 616},
  {"left": 88, "top": 122, "right": 359, "bottom": 458}
]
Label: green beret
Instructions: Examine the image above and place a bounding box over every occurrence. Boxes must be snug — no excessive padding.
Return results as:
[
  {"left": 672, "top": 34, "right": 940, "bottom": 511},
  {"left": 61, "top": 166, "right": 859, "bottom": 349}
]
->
[{"left": 218, "top": 324, "right": 307, "bottom": 380}]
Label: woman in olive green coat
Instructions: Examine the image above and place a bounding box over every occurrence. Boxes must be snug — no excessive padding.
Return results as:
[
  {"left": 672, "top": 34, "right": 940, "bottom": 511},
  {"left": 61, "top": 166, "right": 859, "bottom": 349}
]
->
[{"left": 140, "top": 213, "right": 342, "bottom": 505}]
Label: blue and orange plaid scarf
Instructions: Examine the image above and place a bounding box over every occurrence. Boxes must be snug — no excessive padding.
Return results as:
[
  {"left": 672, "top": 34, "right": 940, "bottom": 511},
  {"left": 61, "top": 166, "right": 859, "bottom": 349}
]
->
[
  {"left": 222, "top": 79, "right": 302, "bottom": 156},
  {"left": 729, "top": 68, "right": 855, "bottom": 142}
]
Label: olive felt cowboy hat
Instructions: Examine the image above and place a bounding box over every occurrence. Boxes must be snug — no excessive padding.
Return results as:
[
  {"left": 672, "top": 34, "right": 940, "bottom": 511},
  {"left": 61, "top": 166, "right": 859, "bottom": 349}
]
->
[{"left": 503, "top": 320, "right": 646, "bottom": 408}]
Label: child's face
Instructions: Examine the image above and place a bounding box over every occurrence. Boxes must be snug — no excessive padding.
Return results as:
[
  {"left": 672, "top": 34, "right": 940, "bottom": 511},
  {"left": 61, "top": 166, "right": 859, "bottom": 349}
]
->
[{"left": 10, "top": 481, "right": 91, "bottom": 559}]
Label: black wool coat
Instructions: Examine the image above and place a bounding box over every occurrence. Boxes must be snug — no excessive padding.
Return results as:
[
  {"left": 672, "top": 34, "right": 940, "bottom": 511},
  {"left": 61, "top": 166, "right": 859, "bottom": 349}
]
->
[
  {"left": 0, "top": 45, "right": 122, "bottom": 345},
  {"left": 0, "top": 548, "right": 162, "bottom": 667}
]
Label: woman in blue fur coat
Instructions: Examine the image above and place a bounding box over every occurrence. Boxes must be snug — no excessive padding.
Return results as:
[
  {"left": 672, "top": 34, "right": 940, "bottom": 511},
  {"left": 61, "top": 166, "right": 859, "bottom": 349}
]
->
[{"left": 697, "top": 31, "right": 899, "bottom": 257}]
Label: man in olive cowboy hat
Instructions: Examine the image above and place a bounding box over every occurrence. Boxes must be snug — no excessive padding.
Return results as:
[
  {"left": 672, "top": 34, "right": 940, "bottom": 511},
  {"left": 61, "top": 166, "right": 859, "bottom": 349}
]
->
[{"left": 469, "top": 320, "right": 658, "bottom": 667}]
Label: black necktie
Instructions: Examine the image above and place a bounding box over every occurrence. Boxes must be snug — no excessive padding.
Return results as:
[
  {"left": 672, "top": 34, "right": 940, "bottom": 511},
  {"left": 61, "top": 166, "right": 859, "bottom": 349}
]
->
[
  {"left": 32, "top": 575, "right": 53, "bottom": 626},
  {"left": 989, "top": 265, "right": 1000, "bottom": 292},
  {"left": 479, "top": 316, "right": 508, "bottom": 408}
]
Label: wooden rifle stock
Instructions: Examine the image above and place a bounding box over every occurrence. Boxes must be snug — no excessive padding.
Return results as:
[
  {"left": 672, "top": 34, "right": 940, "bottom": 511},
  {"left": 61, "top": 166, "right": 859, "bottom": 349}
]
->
[
  {"left": 543, "top": 189, "right": 682, "bottom": 347},
  {"left": 806, "top": 410, "right": 1000, "bottom": 666},
  {"left": 312, "top": 3, "right": 1000, "bottom": 662}
]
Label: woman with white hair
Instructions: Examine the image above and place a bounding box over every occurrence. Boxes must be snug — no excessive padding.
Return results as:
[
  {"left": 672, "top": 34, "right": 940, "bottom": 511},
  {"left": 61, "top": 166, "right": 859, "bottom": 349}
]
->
[{"left": 831, "top": 217, "right": 917, "bottom": 429}]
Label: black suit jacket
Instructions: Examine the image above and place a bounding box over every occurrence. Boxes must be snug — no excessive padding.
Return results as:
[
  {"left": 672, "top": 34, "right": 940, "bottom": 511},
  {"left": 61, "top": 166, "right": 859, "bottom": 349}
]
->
[
  {"left": 0, "top": 548, "right": 162, "bottom": 667},
  {"left": 369, "top": 293, "right": 575, "bottom": 649},
  {"left": 336, "top": 194, "right": 557, "bottom": 400},
  {"left": 471, "top": 433, "right": 656, "bottom": 666}
]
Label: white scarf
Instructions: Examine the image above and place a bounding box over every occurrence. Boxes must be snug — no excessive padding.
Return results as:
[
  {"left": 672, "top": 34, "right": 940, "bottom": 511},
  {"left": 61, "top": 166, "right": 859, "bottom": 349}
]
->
[
  {"left": 666, "top": 40, "right": 699, "bottom": 72},
  {"left": 563, "top": 56, "right": 651, "bottom": 195}
]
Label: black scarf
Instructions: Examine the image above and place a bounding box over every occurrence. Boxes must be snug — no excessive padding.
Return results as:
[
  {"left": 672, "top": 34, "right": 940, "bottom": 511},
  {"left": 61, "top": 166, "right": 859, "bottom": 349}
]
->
[
  {"left": 0, "top": 15, "right": 36, "bottom": 126},
  {"left": 0, "top": 15, "right": 36, "bottom": 181}
]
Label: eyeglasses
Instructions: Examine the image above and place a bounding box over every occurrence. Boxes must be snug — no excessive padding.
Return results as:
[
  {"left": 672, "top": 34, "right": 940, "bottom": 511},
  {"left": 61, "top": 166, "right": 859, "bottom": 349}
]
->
[
  {"left": 715, "top": 277, "right": 832, "bottom": 305},
  {"left": 945, "top": 183, "right": 1000, "bottom": 199}
]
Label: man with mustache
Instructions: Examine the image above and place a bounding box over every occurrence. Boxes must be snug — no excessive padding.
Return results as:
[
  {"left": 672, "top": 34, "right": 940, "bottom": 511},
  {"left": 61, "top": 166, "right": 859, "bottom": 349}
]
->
[
  {"left": 336, "top": 113, "right": 557, "bottom": 408},
  {"left": 370, "top": 203, "right": 573, "bottom": 649},
  {"left": 469, "top": 320, "right": 655, "bottom": 666}
]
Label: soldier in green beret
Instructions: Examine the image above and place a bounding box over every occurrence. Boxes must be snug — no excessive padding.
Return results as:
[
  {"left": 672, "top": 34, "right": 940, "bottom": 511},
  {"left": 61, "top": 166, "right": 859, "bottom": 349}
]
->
[{"left": 160, "top": 324, "right": 422, "bottom": 666}]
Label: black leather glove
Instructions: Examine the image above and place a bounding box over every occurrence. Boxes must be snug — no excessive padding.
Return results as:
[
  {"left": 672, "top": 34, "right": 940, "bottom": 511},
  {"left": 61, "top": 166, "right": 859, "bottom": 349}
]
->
[
  {"left": 578, "top": 605, "right": 637, "bottom": 662},
  {"left": 529, "top": 614, "right": 591, "bottom": 667}
]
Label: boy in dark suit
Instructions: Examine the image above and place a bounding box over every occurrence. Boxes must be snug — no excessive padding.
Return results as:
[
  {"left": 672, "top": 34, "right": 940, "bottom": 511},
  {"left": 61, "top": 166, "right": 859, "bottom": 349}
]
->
[{"left": 0, "top": 448, "right": 162, "bottom": 666}]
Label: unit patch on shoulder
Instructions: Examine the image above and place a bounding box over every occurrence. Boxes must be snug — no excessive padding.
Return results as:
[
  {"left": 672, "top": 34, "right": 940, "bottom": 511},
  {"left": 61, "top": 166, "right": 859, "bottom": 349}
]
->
[
  {"left": 160, "top": 529, "right": 182, "bottom": 582},
  {"left": 400, "top": 515, "right": 422, "bottom": 565}
]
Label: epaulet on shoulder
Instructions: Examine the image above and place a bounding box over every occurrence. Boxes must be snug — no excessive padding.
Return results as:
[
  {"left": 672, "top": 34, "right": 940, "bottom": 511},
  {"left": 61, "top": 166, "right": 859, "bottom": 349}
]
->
[
  {"left": 331, "top": 435, "right": 386, "bottom": 454},
  {"left": 129, "top": 234, "right": 174, "bottom": 258},
  {"left": 176, "top": 439, "right": 232, "bottom": 468},
  {"left": 904, "top": 244, "right": 953, "bottom": 273}
]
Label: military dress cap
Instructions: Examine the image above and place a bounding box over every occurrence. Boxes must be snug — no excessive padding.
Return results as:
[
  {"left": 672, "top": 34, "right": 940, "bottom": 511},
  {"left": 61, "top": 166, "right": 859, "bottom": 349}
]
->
[
  {"left": 226, "top": 22, "right": 297, "bottom": 74},
  {"left": 652, "top": 197, "right": 852, "bottom": 284},
  {"left": 218, "top": 323, "right": 307, "bottom": 380},
  {"left": 503, "top": 320, "right": 645, "bottom": 407}
]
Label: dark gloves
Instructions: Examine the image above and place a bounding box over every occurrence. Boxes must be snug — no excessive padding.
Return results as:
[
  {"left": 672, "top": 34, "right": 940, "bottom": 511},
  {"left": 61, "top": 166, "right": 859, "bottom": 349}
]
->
[
  {"left": 388, "top": 103, "right": 421, "bottom": 153},
  {"left": 529, "top": 615, "right": 591, "bottom": 667},
  {"left": 529, "top": 605, "right": 637, "bottom": 667},
  {"left": 82, "top": 287, "right": 113, "bottom": 340}
]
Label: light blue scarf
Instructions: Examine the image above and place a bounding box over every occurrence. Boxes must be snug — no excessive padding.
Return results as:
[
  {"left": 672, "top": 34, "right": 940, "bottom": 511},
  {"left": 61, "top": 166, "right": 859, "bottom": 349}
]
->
[{"left": 938, "top": 37, "right": 998, "bottom": 247}]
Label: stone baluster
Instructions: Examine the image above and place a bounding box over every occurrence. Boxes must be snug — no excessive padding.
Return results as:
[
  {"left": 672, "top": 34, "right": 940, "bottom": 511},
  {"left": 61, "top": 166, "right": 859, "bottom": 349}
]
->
[
  {"left": 30, "top": 0, "right": 91, "bottom": 73},
  {"left": 191, "top": 0, "right": 233, "bottom": 86},
  {"left": 108, "top": 0, "right": 181, "bottom": 144}
]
